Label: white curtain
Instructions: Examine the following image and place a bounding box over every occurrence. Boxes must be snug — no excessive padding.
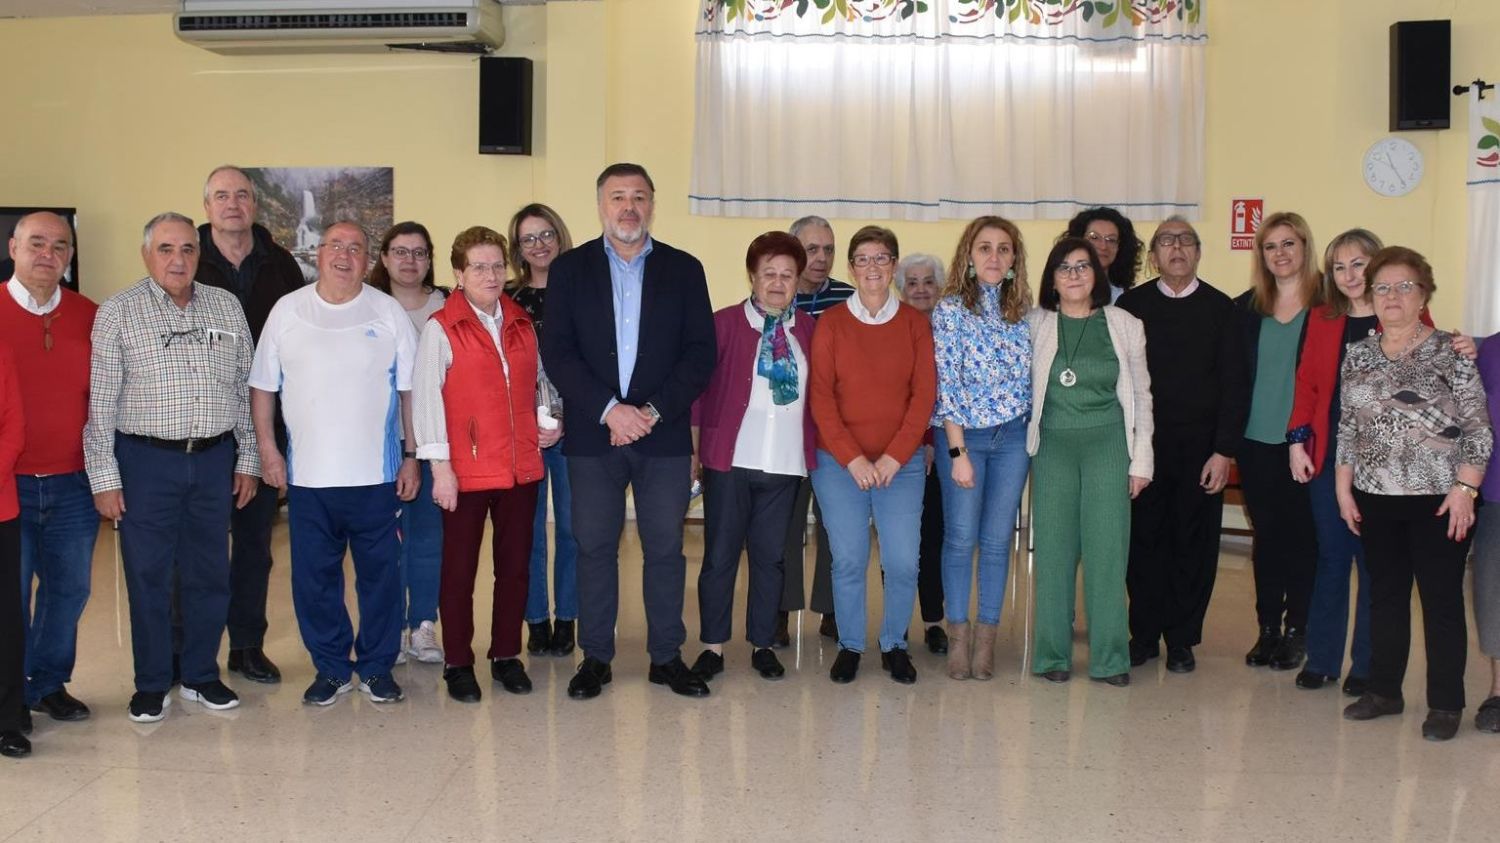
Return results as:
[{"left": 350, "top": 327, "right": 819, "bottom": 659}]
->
[
  {"left": 1465, "top": 88, "right": 1500, "bottom": 336},
  {"left": 691, "top": 0, "right": 1207, "bottom": 221}
]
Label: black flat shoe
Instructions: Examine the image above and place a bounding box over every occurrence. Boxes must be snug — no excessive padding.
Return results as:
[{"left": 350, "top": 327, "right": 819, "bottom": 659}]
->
[
  {"left": 31, "top": 689, "right": 89, "bottom": 722},
  {"left": 491, "top": 658, "right": 533, "bottom": 695},
  {"left": 881, "top": 649, "right": 917, "bottom": 684},
  {"left": 819, "top": 613, "right": 839, "bottom": 640},
  {"left": 1422, "top": 709, "right": 1461, "bottom": 742},
  {"left": 549, "top": 620, "right": 576, "bottom": 657},
  {"left": 1269, "top": 628, "right": 1306, "bottom": 671},
  {"left": 1093, "top": 673, "right": 1130, "bottom": 687},
  {"left": 567, "top": 657, "right": 612, "bottom": 700},
  {"left": 751, "top": 648, "right": 785, "bottom": 680},
  {"left": 829, "top": 648, "right": 860, "bottom": 683},
  {"left": 1342, "top": 676, "right": 1369, "bottom": 698},
  {"left": 1296, "top": 670, "right": 1336, "bottom": 690},
  {"left": 1130, "top": 641, "right": 1159, "bottom": 667},
  {"left": 1165, "top": 646, "right": 1195, "bottom": 673},
  {"left": 443, "top": 666, "right": 482, "bottom": 703},
  {"left": 527, "top": 620, "right": 553, "bottom": 655},
  {"left": 649, "top": 657, "right": 711, "bottom": 698},
  {"left": 924, "top": 625, "right": 949, "bottom": 655},
  {"left": 772, "top": 612, "right": 791, "bottom": 649},
  {"left": 1040, "top": 670, "right": 1070, "bottom": 683},
  {"left": 1344, "top": 692, "right": 1404, "bottom": 721},
  {"left": 0, "top": 731, "right": 31, "bottom": 759},
  {"left": 227, "top": 647, "right": 281, "bottom": 684},
  {"left": 1245, "top": 626, "right": 1281, "bottom": 667},
  {"left": 690, "top": 650, "right": 724, "bottom": 682}
]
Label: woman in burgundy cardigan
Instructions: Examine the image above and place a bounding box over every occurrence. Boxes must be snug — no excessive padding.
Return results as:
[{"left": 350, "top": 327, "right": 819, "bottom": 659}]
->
[{"left": 689, "top": 232, "right": 817, "bottom": 682}]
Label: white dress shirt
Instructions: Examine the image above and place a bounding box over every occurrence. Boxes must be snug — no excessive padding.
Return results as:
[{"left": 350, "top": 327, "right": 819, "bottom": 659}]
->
[{"left": 7, "top": 276, "right": 61, "bottom": 315}]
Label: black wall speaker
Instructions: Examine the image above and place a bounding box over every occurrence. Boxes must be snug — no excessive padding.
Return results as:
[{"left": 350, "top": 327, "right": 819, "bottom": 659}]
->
[
  {"left": 480, "top": 56, "right": 533, "bottom": 155},
  {"left": 1389, "top": 20, "right": 1450, "bottom": 131}
]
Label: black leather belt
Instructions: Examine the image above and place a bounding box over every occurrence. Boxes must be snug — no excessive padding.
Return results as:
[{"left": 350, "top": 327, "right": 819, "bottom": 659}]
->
[{"left": 122, "top": 431, "right": 233, "bottom": 453}]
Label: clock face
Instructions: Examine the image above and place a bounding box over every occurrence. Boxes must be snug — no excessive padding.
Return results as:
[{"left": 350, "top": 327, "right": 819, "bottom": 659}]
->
[{"left": 1362, "top": 137, "right": 1424, "bottom": 198}]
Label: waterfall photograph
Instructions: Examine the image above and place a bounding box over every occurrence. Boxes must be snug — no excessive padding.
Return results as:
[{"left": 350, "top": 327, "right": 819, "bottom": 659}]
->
[{"left": 243, "top": 166, "right": 394, "bottom": 283}]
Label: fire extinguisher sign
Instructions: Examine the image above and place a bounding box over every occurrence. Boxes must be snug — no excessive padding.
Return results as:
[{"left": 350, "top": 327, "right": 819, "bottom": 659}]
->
[{"left": 1230, "top": 198, "right": 1264, "bottom": 251}]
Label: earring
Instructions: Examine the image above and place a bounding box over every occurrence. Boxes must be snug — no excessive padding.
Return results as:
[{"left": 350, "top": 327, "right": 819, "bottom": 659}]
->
[
  {"left": 1005, "top": 268, "right": 1016, "bottom": 281},
  {"left": 966, "top": 262, "right": 977, "bottom": 281}
]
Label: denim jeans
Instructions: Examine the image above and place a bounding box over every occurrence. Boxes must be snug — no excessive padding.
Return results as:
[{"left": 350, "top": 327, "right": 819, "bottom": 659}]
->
[
  {"left": 525, "top": 443, "right": 578, "bottom": 623},
  {"left": 18, "top": 471, "right": 98, "bottom": 705},
  {"left": 811, "top": 449, "right": 924, "bottom": 654},
  {"left": 933, "top": 417, "right": 1030, "bottom": 625},
  {"left": 1304, "top": 452, "right": 1372, "bottom": 679},
  {"left": 400, "top": 461, "right": 443, "bottom": 629}
]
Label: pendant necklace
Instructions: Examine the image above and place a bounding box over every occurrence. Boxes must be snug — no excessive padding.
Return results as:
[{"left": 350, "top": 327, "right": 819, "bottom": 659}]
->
[{"left": 1058, "top": 310, "right": 1095, "bottom": 388}]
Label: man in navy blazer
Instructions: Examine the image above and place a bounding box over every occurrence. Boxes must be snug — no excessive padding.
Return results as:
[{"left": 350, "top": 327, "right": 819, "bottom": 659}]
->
[{"left": 540, "top": 163, "right": 717, "bottom": 699}]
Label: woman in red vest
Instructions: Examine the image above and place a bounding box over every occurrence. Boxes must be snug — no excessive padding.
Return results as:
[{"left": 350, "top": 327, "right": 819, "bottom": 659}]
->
[{"left": 412, "top": 226, "right": 553, "bottom": 704}]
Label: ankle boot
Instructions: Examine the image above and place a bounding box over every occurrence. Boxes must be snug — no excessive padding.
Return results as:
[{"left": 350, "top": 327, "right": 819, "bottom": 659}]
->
[
  {"left": 972, "top": 622, "right": 998, "bottom": 681},
  {"left": 946, "top": 622, "right": 971, "bottom": 680}
]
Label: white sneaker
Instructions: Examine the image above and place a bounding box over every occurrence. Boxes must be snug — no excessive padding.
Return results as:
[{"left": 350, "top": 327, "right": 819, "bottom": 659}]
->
[
  {"left": 395, "top": 629, "right": 408, "bottom": 665},
  {"left": 407, "top": 620, "right": 444, "bottom": 664}
]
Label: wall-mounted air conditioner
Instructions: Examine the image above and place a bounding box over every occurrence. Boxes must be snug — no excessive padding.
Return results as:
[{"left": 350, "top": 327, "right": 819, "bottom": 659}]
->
[{"left": 174, "top": 0, "right": 505, "bottom": 55}]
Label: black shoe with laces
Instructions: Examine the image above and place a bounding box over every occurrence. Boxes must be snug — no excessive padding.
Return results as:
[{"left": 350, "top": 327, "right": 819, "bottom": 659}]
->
[
  {"left": 567, "top": 657, "right": 612, "bottom": 700},
  {"left": 1245, "top": 626, "right": 1281, "bottom": 667},
  {"left": 1166, "top": 646, "right": 1196, "bottom": 673},
  {"left": 179, "top": 680, "right": 240, "bottom": 710},
  {"left": 690, "top": 650, "right": 724, "bottom": 682},
  {"left": 751, "top": 648, "right": 785, "bottom": 679},
  {"left": 881, "top": 649, "right": 917, "bottom": 684},
  {"left": 1269, "top": 628, "right": 1307, "bottom": 671},
  {"left": 128, "top": 691, "right": 170, "bottom": 723},
  {"left": 648, "top": 657, "right": 711, "bottom": 697}
]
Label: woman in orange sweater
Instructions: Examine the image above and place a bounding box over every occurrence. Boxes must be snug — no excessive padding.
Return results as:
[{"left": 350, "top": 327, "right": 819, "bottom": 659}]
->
[{"left": 809, "top": 226, "right": 937, "bottom": 685}]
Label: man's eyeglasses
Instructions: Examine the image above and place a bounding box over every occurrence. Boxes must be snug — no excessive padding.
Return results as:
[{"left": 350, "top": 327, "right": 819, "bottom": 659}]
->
[
  {"left": 320, "top": 242, "right": 367, "bottom": 258},
  {"left": 518, "top": 230, "right": 558, "bottom": 249},
  {"left": 1153, "top": 233, "right": 1200, "bottom": 248},
  {"left": 388, "top": 246, "right": 430, "bottom": 261},
  {"left": 851, "top": 253, "right": 895, "bottom": 268},
  {"left": 161, "top": 328, "right": 206, "bottom": 349}
]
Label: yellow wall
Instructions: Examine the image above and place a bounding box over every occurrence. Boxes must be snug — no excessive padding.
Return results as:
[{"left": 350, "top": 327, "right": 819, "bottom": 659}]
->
[{"left": 1, "top": 0, "right": 1496, "bottom": 327}]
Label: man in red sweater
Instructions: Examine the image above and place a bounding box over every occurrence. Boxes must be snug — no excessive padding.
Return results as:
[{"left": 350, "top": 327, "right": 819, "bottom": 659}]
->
[{"left": 1, "top": 212, "right": 99, "bottom": 727}]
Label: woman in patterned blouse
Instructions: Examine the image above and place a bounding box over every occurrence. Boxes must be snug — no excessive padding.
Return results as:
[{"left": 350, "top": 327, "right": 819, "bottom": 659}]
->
[
  {"left": 1335, "top": 246, "right": 1492, "bottom": 742},
  {"left": 930, "top": 216, "right": 1033, "bottom": 681}
]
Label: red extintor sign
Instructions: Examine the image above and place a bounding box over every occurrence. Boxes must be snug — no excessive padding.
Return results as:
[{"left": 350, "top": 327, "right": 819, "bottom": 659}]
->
[{"left": 1230, "top": 198, "right": 1263, "bottom": 250}]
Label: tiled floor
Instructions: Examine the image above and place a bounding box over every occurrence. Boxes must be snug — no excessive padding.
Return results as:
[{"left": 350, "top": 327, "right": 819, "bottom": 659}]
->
[{"left": 3, "top": 521, "right": 1498, "bottom": 841}]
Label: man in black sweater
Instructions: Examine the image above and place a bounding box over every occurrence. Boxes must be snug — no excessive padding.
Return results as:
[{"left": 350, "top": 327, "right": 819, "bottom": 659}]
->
[
  {"left": 192, "top": 165, "right": 305, "bottom": 684},
  {"left": 1116, "top": 216, "right": 1249, "bottom": 674}
]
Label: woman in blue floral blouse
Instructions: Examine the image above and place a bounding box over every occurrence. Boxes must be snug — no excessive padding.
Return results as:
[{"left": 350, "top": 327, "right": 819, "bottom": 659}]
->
[{"left": 930, "top": 216, "right": 1034, "bottom": 681}]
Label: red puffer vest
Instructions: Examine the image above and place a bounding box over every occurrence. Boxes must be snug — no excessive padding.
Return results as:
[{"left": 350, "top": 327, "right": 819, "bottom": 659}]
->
[{"left": 432, "top": 292, "right": 544, "bottom": 491}]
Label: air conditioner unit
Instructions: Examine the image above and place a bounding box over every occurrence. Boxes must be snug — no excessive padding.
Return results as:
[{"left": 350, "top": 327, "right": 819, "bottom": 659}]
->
[{"left": 175, "top": 0, "right": 505, "bottom": 55}]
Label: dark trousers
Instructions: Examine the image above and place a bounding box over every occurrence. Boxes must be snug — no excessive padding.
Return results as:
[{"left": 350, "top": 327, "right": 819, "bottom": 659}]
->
[
  {"left": 916, "top": 465, "right": 945, "bottom": 625},
  {"left": 226, "top": 480, "right": 278, "bottom": 649},
  {"left": 286, "top": 483, "right": 402, "bottom": 682},
  {"left": 1236, "top": 438, "right": 1317, "bottom": 630},
  {"left": 780, "top": 477, "right": 835, "bottom": 614},
  {"left": 569, "top": 450, "right": 692, "bottom": 665},
  {"left": 1355, "top": 491, "right": 1471, "bottom": 711},
  {"left": 1127, "top": 425, "right": 1223, "bottom": 649},
  {"left": 439, "top": 484, "right": 538, "bottom": 666},
  {"left": 116, "top": 434, "right": 234, "bottom": 692},
  {"left": 698, "top": 467, "right": 799, "bottom": 649},
  {"left": 0, "top": 518, "right": 23, "bottom": 732}
]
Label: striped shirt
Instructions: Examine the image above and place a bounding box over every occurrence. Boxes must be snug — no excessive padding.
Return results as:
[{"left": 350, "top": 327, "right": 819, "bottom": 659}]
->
[
  {"left": 793, "top": 278, "right": 855, "bottom": 319},
  {"left": 85, "top": 278, "right": 258, "bottom": 492}
]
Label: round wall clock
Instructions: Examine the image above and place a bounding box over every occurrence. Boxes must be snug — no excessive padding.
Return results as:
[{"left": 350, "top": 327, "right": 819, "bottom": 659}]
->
[{"left": 1362, "top": 137, "right": 1424, "bottom": 197}]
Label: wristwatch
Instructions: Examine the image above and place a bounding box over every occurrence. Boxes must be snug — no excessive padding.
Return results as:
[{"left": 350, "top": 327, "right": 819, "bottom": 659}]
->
[
  {"left": 644, "top": 403, "right": 662, "bottom": 423},
  {"left": 948, "top": 446, "right": 968, "bottom": 458},
  {"left": 403, "top": 450, "right": 417, "bottom": 460}
]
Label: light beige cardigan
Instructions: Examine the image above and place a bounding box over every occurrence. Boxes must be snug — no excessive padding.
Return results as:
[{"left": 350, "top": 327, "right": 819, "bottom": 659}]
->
[{"left": 1024, "top": 305, "right": 1154, "bottom": 480}]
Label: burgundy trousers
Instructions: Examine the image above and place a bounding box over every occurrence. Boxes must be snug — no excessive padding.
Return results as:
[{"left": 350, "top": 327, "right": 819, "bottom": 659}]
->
[{"left": 439, "top": 483, "right": 540, "bottom": 665}]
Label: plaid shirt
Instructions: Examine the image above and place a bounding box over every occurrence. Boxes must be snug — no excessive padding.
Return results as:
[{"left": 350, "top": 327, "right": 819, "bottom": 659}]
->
[{"left": 84, "top": 278, "right": 259, "bottom": 492}]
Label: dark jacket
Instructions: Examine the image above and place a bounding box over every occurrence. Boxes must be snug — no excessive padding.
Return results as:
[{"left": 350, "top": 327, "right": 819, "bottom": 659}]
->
[
  {"left": 195, "top": 222, "right": 304, "bottom": 342},
  {"left": 540, "top": 236, "right": 716, "bottom": 458}
]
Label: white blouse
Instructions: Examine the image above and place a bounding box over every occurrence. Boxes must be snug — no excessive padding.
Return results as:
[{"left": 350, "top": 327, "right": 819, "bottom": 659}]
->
[{"left": 731, "top": 300, "right": 809, "bottom": 477}]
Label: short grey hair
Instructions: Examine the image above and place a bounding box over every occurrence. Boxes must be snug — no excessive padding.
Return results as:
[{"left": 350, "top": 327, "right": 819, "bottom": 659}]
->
[
  {"left": 789, "top": 215, "right": 833, "bottom": 239},
  {"left": 142, "top": 212, "right": 199, "bottom": 249},
  {"left": 1150, "top": 215, "right": 1199, "bottom": 246},
  {"left": 896, "top": 253, "right": 944, "bottom": 294},
  {"left": 202, "top": 165, "right": 258, "bottom": 203}
]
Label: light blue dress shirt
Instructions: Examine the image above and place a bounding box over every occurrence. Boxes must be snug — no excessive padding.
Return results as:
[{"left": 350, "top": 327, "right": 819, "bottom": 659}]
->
[{"left": 602, "top": 236, "right": 654, "bottom": 420}]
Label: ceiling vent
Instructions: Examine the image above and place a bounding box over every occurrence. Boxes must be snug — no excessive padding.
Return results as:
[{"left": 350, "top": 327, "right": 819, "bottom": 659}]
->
[{"left": 175, "top": 0, "right": 504, "bottom": 54}]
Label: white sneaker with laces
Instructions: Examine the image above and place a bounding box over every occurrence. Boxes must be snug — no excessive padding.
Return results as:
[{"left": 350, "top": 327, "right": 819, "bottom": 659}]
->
[{"left": 407, "top": 620, "right": 444, "bottom": 664}]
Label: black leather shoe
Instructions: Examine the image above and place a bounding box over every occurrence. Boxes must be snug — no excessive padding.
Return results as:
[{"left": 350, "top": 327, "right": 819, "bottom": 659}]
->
[
  {"left": 881, "top": 649, "right": 917, "bottom": 684},
  {"left": 1342, "top": 676, "right": 1369, "bottom": 698},
  {"left": 490, "top": 658, "right": 533, "bottom": 695},
  {"left": 1295, "top": 670, "right": 1336, "bottom": 690},
  {"left": 1245, "top": 626, "right": 1281, "bottom": 667},
  {"left": 443, "top": 666, "right": 482, "bottom": 703},
  {"left": 1165, "top": 646, "right": 1195, "bottom": 673},
  {"left": 649, "top": 657, "right": 711, "bottom": 698},
  {"left": 1040, "top": 670, "right": 1071, "bottom": 683},
  {"left": 1343, "top": 692, "right": 1404, "bottom": 721},
  {"left": 31, "top": 689, "right": 89, "bottom": 722},
  {"left": 772, "top": 612, "right": 791, "bottom": 649},
  {"left": 527, "top": 620, "right": 552, "bottom": 655},
  {"left": 751, "top": 648, "right": 785, "bottom": 679},
  {"left": 1422, "top": 709, "right": 1462, "bottom": 741},
  {"left": 548, "top": 620, "right": 575, "bottom": 657},
  {"left": 829, "top": 648, "right": 860, "bottom": 683},
  {"left": 1130, "top": 640, "right": 1159, "bottom": 667},
  {"left": 0, "top": 731, "right": 31, "bottom": 759},
  {"left": 227, "top": 647, "right": 281, "bottom": 684},
  {"left": 567, "top": 657, "right": 612, "bottom": 700},
  {"left": 819, "top": 613, "right": 839, "bottom": 640},
  {"left": 690, "top": 650, "right": 724, "bottom": 682},
  {"left": 1269, "top": 628, "right": 1306, "bottom": 671},
  {"left": 924, "top": 624, "right": 949, "bottom": 655}
]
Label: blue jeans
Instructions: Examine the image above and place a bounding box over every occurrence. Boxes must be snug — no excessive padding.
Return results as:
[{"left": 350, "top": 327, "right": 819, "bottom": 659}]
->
[
  {"left": 18, "top": 471, "right": 98, "bottom": 705},
  {"left": 525, "top": 443, "right": 578, "bottom": 623},
  {"left": 400, "top": 461, "right": 443, "bottom": 629},
  {"left": 811, "top": 449, "right": 925, "bottom": 654},
  {"left": 933, "top": 417, "right": 1030, "bottom": 625},
  {"left": 1305, "top": 455, "right": 1372, "bottom": 679}
]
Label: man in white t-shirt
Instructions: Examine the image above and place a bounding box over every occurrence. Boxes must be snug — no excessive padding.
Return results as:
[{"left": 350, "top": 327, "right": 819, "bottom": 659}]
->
[{"left": 248, "top": 221, "right": 420, "bottom": 707}]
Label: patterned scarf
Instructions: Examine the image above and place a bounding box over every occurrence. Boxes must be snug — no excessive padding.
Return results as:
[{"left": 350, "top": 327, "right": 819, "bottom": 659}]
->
[{"left": 751, "top": 298, "right": 799, "bottom": 405}]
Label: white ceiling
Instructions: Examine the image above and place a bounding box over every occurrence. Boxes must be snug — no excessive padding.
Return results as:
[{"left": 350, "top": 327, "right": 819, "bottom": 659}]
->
[{"left": 0, "top": 0, "right": 177, "bottom": 17}]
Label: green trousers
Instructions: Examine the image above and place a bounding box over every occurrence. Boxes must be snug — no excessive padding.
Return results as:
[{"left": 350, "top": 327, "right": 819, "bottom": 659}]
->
[{"left": 1031, "top": 422, "right": 1132, "bottom": 678}]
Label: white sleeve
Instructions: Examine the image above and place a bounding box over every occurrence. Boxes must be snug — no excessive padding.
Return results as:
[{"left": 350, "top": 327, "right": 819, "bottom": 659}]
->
[
  {"left": 247, "top": 302, "right": 285, "bottom": 392},
  {"left": 412, "top": 319, "right": 453, "bottom": 461},
  {"left": 392, "top": 300, "right": 420, "bottom": 392}
]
